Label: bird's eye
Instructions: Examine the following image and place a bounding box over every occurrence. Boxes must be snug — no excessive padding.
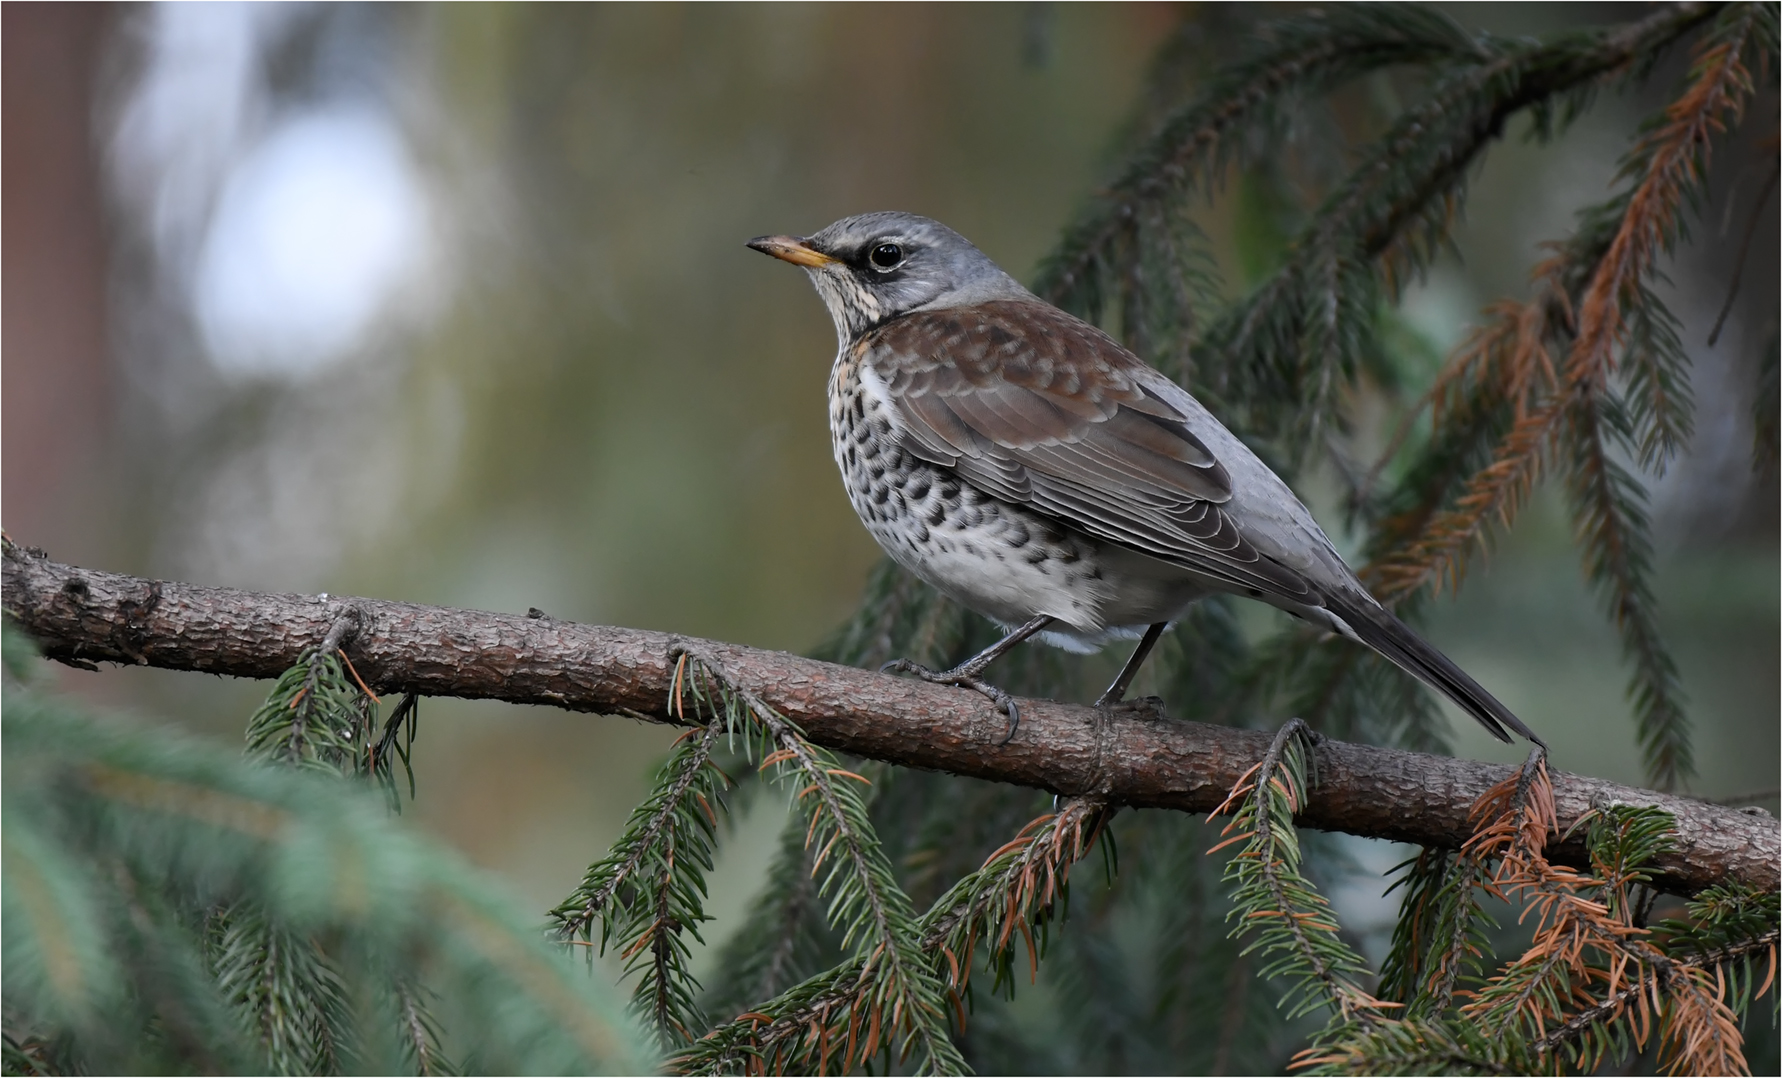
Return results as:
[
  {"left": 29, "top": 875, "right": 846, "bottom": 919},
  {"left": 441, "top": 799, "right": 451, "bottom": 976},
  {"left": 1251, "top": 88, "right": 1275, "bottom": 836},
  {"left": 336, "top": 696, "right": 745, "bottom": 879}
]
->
[{"left": 868, "top": 243, "right": 904, "bottom": 270}]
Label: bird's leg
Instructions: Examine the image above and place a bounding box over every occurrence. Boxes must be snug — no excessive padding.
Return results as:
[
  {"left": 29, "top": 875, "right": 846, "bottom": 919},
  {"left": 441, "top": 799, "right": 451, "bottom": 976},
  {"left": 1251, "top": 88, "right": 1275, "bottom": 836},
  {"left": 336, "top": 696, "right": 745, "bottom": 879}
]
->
[
  {"left": 1093, "top": 622, "right": 1168, "bottom": 709},
  {"left": 881, "top": 614, "right": 1054, "bottom": 744},
  {"left": 881, "top": 614, "right": 1053, "bottom": 683}
]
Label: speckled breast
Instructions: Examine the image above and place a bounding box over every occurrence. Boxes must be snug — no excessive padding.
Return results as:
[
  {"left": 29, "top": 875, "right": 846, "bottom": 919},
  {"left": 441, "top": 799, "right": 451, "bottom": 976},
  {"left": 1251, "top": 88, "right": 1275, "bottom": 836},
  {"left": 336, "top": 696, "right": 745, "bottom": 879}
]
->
[{"left": 826, "top": 348, "right": 1123, "bottom": 633}]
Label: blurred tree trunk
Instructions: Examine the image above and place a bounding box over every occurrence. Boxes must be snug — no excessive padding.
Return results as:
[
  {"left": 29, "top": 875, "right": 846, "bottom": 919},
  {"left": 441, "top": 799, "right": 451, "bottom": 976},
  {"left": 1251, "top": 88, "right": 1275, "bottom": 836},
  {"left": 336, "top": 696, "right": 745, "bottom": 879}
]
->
[{"left": 2, "top": 3, "right": 117, "bottom": 566}]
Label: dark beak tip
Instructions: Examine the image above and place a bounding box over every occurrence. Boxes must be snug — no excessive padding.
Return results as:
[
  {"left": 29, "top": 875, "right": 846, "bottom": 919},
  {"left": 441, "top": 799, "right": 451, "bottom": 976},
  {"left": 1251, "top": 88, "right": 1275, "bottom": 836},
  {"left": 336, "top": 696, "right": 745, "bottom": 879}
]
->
[{"left": 747, "top": 234, "right": 805, "bottom": 254}]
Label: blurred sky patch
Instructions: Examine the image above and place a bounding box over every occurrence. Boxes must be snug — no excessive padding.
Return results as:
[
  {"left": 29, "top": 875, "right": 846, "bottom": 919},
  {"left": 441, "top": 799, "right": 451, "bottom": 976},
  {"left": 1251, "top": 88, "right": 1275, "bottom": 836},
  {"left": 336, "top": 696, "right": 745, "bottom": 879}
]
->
[{"left": 114, "top": 2, "right": 434, "bottom": 379}]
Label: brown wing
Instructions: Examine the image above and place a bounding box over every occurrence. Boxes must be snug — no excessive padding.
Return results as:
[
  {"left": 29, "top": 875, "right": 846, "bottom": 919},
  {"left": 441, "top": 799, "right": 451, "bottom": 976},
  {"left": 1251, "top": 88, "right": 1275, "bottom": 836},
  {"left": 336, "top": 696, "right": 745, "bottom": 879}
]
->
[{"left": 857, "top": 299, "right": 1317, "bottom": 603}]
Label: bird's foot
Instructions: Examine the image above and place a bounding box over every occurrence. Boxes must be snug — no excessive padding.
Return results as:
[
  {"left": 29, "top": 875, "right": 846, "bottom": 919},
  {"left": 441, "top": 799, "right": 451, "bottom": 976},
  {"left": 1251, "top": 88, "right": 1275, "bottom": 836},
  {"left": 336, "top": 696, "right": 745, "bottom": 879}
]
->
[{"left": 881, "top": 657, "right": 1022, "bottom": 745}]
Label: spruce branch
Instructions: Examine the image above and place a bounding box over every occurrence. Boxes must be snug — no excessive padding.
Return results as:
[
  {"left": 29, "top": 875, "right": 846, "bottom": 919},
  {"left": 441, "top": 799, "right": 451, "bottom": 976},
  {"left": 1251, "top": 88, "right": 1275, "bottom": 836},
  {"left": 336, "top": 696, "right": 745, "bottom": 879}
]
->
[
  {"left": 1456, "top": 772, "right": 1756, "bottom": 1074},
  {"left": 552, "top": 720, "right": 726, "bottom": 943},
  {"left": 1299, "top": 1016, "right": 1521, "bottom": 1075},
  {"left": 245, "top": 639, "right": 371, "bottom": 775},
  {"left": 681, "top": 800, "right": 1111, "bottom": 1075},
  {"left": 1571, "top": 2, "right": 1769, "bottom": 388},
  {"left": 1372, "top": 1, "right": 1767, "bottom": 606},
  {"left": 1321, "top": 770, "right": 1773, "bottom": 1074},
  {"left": 1201, "top": 1, "right": 1716, "bottom": 462},
  {"left": 699, "top": 808, "right": 835, "bottom": 1025},
  {"left": 1210, "top": 720, "right": 1382, "bottom": 1026},
  {"left": 1379, "top": 848, "right": 1494, "bottom": 1017},
  {"left": 669, "top": 647, "right": 965, "bottom": 1076},
  {"left": 370, "top": 693, "right": 422, "bottom": 812},
  {"left": 388, "top": 979, "right": 449, "bottom": 1077},
  {"left": 1424, "top": 870, "right": 1485, "bottom": 1015},
  {"left": 1456, "top": 755, "right": 1622, "bottom": 1041},
  {"left": 1564, "top": 393, "right": 1692, "bottom": 789},
  {"left": 1528, "top": 935, "right": 1770, "bottom": 1074},
  {"left": 1034, "top": 4, "right": 1492, "bottom": 309},
  {"left": 550, "top": 713, "right": 728, "bottom": 1045},
  {"left": 1655, "top": 881, "right": 1781, "bottom": 1020},
  {"left": 921, "top": 797, "right": 1111, "bottom": 1000},
  {"left": 5, "top": 544, "right": 1772, "bottom": 897},
  {"left": 1623, "top": 280, "right": 1695, "bottom": 473},
  {"left": 676, "top": 957, "right": 869, "bottom": 1075},
  {"left": 1526, "top": 918, "right": 1775, "bottom": 1074},
  {"left": 209, "top": 906, "right": 349, "bottom": 1075},
  {"left": 1366, "top": 8, "right": 1770, "bottom": 791},
  {"left": 226, "top": 610, "right": 425, "bottom": 1075}
]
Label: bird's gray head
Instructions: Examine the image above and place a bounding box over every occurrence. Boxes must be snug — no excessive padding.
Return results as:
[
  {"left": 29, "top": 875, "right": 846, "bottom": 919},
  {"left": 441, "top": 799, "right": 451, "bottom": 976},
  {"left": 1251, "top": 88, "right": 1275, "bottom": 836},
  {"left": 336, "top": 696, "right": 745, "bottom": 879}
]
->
[{"left": 747, "top": 212, "right": 1031, "bottom": 344}]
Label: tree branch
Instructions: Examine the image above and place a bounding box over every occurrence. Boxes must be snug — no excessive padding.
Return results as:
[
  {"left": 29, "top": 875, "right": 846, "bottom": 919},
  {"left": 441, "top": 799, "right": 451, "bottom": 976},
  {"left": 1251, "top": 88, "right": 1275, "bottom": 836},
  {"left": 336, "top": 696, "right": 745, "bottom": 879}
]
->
[{"left": 3, "top": 543, "right": 1772, "bottom": 896}]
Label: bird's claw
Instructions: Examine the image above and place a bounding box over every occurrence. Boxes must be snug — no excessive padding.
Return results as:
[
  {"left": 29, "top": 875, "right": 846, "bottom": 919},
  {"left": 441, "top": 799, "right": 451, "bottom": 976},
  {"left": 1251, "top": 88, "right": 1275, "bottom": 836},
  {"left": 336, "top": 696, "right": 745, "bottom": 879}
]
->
[
  {"left": 880, "top": 657, "right": 1021, "bottom": 744},
  {"left": 983, "top": 683, "right": 1020, "bottom": 745}
]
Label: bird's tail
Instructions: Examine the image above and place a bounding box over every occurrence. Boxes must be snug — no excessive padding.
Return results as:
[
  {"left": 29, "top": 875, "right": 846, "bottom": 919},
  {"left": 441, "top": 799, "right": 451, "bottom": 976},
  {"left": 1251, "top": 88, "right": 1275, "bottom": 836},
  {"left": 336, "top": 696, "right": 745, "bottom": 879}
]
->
[{"left": 1324, "top": 592, "right": 1543, "bottom": 747}]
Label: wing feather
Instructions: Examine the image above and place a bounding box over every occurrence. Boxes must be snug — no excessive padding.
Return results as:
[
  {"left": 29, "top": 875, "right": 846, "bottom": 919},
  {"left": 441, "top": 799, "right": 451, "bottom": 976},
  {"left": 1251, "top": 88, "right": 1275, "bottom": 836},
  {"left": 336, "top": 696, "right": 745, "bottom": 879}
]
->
[{"left": 857, "top": 300, "right": 1319, "bottom": 603}]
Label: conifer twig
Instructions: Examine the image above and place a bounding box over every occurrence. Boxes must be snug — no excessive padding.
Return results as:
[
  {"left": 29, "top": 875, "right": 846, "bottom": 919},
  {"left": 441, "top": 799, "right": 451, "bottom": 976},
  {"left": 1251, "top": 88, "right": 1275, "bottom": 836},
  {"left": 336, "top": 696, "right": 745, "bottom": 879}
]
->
[
  {"left": 1034, "top": 5, "right": 1490, "bottom": 305},
  {"left": 1529, "top": 929, "right": 1777, "bottom": 1060},
  {"left": 668, "top": 646, "right": 964, "bottom": 1075},
  {"left": 682, "top": 799, "right": 1111, "bottom": 1073},
  {"left": 551, "top": 719, "right": 725, "bottom": 943},
  {"left": 1374, "top": 2, "right": 1765, "bottom": 604},
  {"left": 1212, "top": 720, "right": 1383, "bottom": 1026},
  {"left": 550, "top": 710, "right": 729, "bottom": 1044}
]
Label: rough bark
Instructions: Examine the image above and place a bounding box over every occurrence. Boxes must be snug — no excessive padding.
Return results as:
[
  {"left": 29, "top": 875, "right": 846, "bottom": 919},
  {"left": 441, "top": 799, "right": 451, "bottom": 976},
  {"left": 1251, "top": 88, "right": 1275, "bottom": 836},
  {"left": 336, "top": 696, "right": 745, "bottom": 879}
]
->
[{"left": 4, "top": 543, "right": 1774, "bottom": 896}]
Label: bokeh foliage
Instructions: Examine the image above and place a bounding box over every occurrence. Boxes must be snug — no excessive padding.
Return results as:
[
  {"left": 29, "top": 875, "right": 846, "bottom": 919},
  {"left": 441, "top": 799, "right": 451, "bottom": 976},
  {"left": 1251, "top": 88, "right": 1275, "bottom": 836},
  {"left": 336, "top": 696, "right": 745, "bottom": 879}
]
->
[{"left": 1, "top": 625, "right": 653, "bottom": 1076}]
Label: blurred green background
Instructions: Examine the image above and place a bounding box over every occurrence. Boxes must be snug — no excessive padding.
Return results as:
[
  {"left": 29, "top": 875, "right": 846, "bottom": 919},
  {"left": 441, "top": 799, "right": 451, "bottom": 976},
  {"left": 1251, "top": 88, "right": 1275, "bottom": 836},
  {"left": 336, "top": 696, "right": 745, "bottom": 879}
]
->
[{"left": 5, "top": 0, "right": 1775, "bottom": 978}]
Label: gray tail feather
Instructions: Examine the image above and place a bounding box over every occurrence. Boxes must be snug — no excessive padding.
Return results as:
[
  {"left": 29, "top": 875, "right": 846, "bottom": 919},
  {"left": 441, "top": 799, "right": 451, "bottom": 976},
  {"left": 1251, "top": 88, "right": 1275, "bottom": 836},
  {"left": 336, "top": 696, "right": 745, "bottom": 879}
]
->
[{"left": 1325, "top": 593, "right": 1544, "bottom": 747}]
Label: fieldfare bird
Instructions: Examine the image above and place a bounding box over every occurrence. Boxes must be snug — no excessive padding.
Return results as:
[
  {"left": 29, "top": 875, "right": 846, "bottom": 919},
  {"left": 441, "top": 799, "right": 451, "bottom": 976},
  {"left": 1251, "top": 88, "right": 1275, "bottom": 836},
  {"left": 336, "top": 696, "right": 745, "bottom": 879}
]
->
[{"left": 748, "top": 212, "right": 1541, "bottom": 747}]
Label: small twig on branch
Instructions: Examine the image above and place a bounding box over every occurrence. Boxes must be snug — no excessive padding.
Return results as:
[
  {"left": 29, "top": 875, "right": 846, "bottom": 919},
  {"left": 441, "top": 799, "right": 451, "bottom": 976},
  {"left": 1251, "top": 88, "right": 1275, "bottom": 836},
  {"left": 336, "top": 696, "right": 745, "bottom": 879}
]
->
[{"left": 2, "top": 543, "right": 1773, "bottom": 896}]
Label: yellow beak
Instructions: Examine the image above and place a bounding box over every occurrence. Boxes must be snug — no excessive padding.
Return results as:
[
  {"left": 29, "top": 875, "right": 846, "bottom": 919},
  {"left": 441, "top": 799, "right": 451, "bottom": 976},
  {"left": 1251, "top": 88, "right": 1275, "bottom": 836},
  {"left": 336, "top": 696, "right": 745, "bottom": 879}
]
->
[{"left": 746, "top": 234, "right": 837, "bottom": 268}]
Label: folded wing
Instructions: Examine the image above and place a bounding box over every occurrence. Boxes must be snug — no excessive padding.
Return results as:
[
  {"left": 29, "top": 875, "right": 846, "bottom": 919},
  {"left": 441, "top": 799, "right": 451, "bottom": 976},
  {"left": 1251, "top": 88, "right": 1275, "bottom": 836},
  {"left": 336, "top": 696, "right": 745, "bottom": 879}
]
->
[{"left": 857, "top": 299, "right": 1318, "bottom": 606}]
